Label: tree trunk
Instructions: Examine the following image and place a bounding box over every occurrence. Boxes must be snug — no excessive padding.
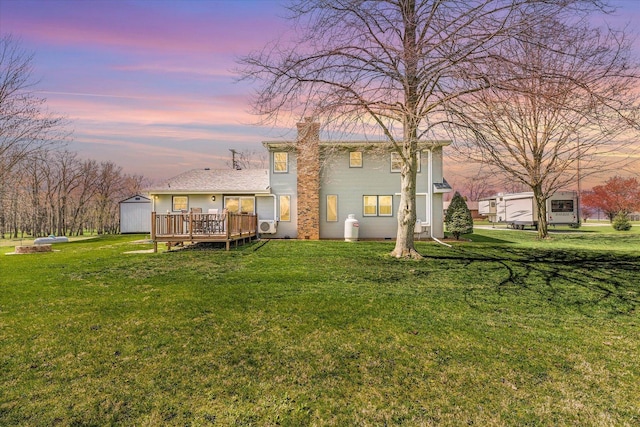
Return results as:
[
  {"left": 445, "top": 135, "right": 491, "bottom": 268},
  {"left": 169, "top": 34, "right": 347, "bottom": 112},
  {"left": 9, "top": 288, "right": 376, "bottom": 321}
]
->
[
  {"left": 533, "top": 186, "right": 549, "bottom": 239},
  {"left": 391, "top": 157, "right": 420, "bottom": 258},
  {"left": 390, "top": 0, "right": 421, "bottom": 259}
]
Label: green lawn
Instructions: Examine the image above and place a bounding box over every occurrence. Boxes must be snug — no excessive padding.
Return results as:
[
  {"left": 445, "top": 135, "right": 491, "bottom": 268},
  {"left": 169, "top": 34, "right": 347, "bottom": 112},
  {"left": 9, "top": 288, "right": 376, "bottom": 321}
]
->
[{"left": 1, "top": 230, "right": 638, "bottom": 426}]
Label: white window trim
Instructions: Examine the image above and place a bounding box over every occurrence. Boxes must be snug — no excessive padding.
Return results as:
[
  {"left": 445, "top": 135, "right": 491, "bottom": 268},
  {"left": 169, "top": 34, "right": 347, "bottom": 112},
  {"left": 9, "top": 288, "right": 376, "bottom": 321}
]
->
[
  {"left": 363, "top": 195, "right": 393, "bottom": 217},
  {"left": 224, "top": 196, "right": 256, "bottom": 214},
  {"left": 172, "top": 196, "right": 188, "bottom": 212},
  {"left": 378, "top": 195, "right": 393, "bottom": 217},
  {"left": 273, "top": 152, "right": 288, "bottom": 173},
  {"left": 363, "top": 195, "right": 377, "bottom": 217},
  {"left": 279, "top": 195, "right": 291, "bottom": 221},
  {"left": 349, "top": 151, "right": 363, "bottom": 168},
  {"left": 326, "top": 195, "right": 338, "bottom": 222}
]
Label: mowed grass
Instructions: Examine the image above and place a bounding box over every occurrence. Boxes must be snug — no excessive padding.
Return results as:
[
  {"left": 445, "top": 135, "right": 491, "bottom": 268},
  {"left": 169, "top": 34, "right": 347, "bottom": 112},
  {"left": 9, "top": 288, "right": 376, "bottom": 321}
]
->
[{"left": 1, "top": 230, "right": 639, "bottom": 426}]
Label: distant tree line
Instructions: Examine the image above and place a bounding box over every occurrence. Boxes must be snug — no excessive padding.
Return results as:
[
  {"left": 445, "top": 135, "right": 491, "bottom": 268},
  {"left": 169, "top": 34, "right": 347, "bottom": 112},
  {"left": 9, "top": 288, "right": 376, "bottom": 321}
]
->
[
  {"left": 0, "top": 152, "right": 145, "bottom": 238},
  {"left": 1, "top": 34, "right": 144, "bottom": 238}
]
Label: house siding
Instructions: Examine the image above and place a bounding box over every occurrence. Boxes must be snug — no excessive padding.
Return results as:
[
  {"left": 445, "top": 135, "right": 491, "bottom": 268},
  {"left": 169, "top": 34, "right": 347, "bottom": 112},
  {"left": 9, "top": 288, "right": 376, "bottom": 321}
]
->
[
  {"left": 268, "top": 151, "right": 299, "bottom": 238},
  {"left": 430, "top": 147, "right": 445, "bottom": 239},
  {"left": 264, "top": 135, "right": 448, "bottom": 240},
  {"left": 318, "top": 149, "right": 433, "bottom": 239},
  {"left": 153, "top": 194, "right": 222, "bottom": 213},
  {"left": 152, "top": 193, "right": 270, "bottom": 219}
]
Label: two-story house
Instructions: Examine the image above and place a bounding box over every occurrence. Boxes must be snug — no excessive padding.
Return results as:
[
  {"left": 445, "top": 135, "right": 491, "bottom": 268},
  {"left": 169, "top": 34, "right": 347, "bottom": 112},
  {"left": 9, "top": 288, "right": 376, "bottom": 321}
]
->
[
  {"left": 147, "top": 118, "right": 451, "bottom": 244},
  {"left": 262, "top": 118, "right": 451, "bottom": 240}
]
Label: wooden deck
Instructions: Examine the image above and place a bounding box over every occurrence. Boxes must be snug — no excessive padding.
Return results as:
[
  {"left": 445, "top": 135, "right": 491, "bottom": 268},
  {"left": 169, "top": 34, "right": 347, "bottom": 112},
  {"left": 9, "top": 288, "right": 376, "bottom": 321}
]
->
[{"left": 151, "top": 212, "right": 258, "bottom": 252}]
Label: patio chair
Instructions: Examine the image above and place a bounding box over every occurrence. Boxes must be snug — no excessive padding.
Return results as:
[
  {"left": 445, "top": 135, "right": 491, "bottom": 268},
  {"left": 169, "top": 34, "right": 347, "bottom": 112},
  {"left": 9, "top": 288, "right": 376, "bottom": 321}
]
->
[
  {"left": 214, "top": 209, "right": 227, "bottom": 233},
  {"left": 190, "top": 208, "right": 204, "bottom": 232}
]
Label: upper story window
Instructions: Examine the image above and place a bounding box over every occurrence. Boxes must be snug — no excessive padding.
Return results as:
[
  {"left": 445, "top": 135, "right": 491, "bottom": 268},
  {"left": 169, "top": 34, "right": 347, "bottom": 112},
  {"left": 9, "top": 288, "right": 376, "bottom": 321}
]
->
[
  {"left": 390, "top": 151, "right": 421, "bottom": 173},
  {"left": 349, "top": 151, "right": 363, "bottom": 168},
  {"left": 172, "top": 196, "right": 188, "bottom": 212},
  {"left": 273, "top": 152, "right": 288, "bottom": 173}
]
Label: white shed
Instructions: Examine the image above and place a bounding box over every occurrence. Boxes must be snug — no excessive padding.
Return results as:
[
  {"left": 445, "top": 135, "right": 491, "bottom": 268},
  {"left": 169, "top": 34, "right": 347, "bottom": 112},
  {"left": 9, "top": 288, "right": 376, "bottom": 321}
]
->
[{"left": 119, "top": 195, "right": 152, "bottom": 234}]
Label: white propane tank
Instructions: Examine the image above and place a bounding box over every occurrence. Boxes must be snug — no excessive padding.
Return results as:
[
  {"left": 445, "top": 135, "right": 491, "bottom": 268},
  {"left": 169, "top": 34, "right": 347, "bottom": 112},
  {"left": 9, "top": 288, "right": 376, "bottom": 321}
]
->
[{"left": 344, "top": 214, "right": 359, "bottom": 242}]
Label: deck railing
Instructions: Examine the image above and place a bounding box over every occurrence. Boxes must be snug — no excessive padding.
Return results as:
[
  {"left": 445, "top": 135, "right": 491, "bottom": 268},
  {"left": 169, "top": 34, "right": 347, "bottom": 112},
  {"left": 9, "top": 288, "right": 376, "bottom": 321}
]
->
[{"left": 151, "top": 212, "right": 257, "bottom": 240}]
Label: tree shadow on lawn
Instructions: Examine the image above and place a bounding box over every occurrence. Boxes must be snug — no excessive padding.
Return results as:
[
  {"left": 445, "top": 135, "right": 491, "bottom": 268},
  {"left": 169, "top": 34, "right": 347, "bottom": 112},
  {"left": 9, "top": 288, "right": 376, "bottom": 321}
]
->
[
  {"left": 429, "top": 246, "right": 640, "bottom": 316},
  {"left": 459, "top": 234, "right": 513, "bottom": 244},
  {"left": 547, "top": 228, "right": 597, "bottom": 233}
]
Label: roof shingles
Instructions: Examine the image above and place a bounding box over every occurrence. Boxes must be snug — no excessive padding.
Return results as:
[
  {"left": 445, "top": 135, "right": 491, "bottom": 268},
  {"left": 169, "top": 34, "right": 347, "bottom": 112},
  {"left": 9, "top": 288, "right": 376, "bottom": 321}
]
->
[{"left": 149, "top": 169, "right": 270, "bottom": 194}]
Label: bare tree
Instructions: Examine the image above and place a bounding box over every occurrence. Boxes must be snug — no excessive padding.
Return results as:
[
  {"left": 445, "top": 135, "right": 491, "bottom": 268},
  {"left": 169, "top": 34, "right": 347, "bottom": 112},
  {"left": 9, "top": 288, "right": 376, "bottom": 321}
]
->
[
  {"left": 67, "top": 159, "right": 100, "bottom": 235},
  {"left": 239, "top": 0, "right": 606, "bottom": 257},
  {"left": 0, "top": 34, "right": 68, "bottom": 183},
  {"left": 227, "top": 148, "right": 268, "bottom": 170},
  {"left": 451, "top": 168, "right": 497, "bottom": 202},
  {"left": 0, "top": 166, "right": 24, "bottom": 238},
  {"left": 452, "top": 13, "right": 640, "bottom": 238}
]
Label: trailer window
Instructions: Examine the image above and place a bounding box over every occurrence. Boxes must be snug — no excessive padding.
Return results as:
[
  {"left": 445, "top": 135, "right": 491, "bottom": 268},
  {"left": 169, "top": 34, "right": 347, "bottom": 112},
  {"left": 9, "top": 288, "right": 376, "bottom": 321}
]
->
[{"left": 551, "top": 200, "right": 574, "bottom": 212}]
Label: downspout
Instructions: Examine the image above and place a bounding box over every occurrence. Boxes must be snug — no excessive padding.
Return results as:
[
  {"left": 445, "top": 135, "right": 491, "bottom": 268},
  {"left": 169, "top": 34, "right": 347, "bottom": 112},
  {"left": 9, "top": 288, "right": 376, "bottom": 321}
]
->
[
  {"left": 428, "top": 148, "right": 451, "bottom": 248},
  {"left": 268, "top": 193, "right": 278, "bottom": 221}
]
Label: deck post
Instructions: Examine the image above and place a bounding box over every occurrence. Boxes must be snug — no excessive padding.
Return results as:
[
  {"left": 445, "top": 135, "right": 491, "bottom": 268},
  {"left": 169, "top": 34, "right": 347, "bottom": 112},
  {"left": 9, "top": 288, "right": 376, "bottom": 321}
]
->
[
  {"left": 151, "top": 212, "right": 156, "bottom": 239},
  {"left": 151, "top": 212, "right": 157, "bottom": 252}
]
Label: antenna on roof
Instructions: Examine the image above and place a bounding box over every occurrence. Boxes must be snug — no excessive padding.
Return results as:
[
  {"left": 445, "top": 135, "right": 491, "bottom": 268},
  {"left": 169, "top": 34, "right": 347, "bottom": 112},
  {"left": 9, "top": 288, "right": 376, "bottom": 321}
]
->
[{"left": 229, "top": 149, "right": 242, "bottom": 170}]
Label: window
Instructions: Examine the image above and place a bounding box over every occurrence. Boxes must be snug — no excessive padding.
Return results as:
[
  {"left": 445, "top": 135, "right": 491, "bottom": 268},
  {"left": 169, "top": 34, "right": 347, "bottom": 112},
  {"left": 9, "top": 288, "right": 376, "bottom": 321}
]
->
[
  {"left": 273, "top": 152, "right": 288, "bottom": 173},
  {"left": 349, "top": 151, "right": 363, "bottom": 168},
  {"left": 279, "top": 195, "right": 291, "bottom": 221},
  {"left": 379, "top": 195, "right": 393, "bottom": 216},
  {"left": 225, "top": 196, "right": 255, "bottom": 214},
  {"left": 363, "top": 195, "right": 393, "bottom": 217},
  {"left": 172, "top": 196, "right": 188, "bottom": 211},
  {"left": 551, "top": 200, "right": 574, "bottom": 213},
  {"left": 390, "top": 151, "right": 421, "bottom": 172},
  {"left": 327, "top": 195, "right": 338, "bottom": 222}
]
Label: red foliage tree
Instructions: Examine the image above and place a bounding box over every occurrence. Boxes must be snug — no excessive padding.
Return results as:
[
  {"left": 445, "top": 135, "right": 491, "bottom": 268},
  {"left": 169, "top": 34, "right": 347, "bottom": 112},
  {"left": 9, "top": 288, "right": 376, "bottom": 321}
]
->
[{"left": 582, "top": 176, "right": 640, "bottom": 221}]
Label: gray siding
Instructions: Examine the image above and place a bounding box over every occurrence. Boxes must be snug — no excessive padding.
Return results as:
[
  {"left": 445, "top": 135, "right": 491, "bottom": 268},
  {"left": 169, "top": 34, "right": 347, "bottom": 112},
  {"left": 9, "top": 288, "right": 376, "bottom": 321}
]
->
[
  {"left": 152, "top": 193, "right": 271, "bottom": 219},
  {"left": 317, "top": 150, "right": 432, "bottom": 239},
  {"left": 268, "top": 150, "right": 299, "bottom": 238},
  {"left": 153, "top": 194, "right": 223, "bottom": 213},
  {"left": 430, "top": 147, "right": 445, "bottom": 238}
]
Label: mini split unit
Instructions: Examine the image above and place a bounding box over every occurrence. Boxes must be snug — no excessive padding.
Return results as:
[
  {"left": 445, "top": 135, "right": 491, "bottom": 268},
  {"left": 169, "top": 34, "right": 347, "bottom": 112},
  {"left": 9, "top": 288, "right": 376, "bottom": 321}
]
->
[{"left": 258, "top": 220, "right": 277, "bottom": 234}]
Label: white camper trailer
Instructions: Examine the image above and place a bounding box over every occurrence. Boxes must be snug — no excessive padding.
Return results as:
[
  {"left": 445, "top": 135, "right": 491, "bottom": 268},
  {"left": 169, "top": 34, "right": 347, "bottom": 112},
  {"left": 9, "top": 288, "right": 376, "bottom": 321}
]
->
[{"left": 479, "top": 191, "right": 579, "bottom": 229}]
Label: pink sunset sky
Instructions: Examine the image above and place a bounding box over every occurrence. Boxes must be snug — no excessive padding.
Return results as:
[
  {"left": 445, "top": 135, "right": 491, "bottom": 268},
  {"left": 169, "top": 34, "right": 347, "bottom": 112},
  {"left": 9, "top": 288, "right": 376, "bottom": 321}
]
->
[{"left": 1, "top": 0, "right": 640, "bottom": 185}]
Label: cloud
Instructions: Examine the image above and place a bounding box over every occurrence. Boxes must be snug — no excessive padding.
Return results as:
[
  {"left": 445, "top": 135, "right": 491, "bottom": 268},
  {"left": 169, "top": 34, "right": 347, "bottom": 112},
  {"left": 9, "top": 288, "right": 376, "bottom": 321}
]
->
[{"left": 2, "top": 0, "right": 287, "bottom": 55}]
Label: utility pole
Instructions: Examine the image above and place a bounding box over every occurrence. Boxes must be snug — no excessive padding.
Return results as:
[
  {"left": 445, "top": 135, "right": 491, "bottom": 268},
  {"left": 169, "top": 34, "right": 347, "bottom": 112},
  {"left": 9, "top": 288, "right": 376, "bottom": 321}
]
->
[{"left": 577, "top": 136, "right": 581, "bottom": 223}]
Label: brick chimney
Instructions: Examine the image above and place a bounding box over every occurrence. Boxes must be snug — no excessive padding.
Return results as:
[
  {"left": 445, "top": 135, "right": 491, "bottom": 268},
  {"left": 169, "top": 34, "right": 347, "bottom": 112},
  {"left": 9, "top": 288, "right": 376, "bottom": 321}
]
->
[{"left": 296, "top": 118, "right": 320, "bottom": 240}]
